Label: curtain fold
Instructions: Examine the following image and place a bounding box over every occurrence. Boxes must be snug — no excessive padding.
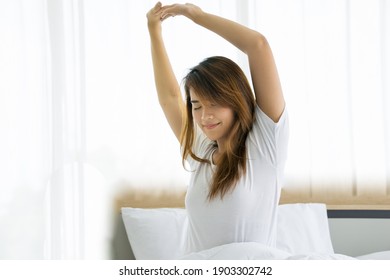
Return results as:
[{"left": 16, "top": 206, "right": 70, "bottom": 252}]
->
[{"left": 45, "top": 0, "right": 86, "bottom": 259}]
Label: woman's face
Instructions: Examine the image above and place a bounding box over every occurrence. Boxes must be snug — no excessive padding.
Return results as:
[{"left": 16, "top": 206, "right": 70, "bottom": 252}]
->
[{"left": 190, "top": 89, "right": 234, "bottom": 144}]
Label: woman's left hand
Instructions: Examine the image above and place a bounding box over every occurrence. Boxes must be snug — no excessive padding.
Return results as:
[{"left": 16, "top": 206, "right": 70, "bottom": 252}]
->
[{"left": 161, "top": 3, "right": 203, "bottom": 22}]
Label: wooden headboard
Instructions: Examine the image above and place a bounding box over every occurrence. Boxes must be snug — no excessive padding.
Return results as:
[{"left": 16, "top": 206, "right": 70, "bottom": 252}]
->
[
  {"left": 279, "top": 188, "right": 390, "bottom": 210},
  {"left": 115, "top": 186, "right": 390, "bottom": 212},
  {"left": 115, "top": 187, "right": 186, "bottom": 211}
]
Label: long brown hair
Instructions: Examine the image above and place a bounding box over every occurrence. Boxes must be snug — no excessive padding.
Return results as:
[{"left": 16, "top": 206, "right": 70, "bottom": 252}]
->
[{"left": 180, "top": 56, "right": 256, "bottom": 200}]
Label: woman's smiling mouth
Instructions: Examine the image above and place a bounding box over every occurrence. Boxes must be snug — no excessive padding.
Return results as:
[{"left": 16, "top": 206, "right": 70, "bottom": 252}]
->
[{"left": 203, "top": 123, "right": 220, "bottom": 130}]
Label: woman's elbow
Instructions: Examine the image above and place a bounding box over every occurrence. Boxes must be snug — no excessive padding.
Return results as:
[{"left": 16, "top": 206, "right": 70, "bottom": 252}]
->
[
  {"left": 246, "top": 32, "right": 270, "bottom": 56},
  {"left": 253, "top": 33, "right": 269, "bottom": 50}
]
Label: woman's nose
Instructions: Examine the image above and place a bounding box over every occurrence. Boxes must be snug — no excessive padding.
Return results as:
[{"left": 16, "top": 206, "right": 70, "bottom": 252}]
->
[{"left": 201, "top": 109, "right": 214, "bottom": 120}]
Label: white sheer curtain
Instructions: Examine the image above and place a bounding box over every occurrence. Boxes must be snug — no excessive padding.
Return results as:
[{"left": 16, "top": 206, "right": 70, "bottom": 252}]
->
[
  {"left": 0, "top": 0, "right": 88, "bottom": 259},
  {"left": 0, "top": 0, "right": 50, "bottom": 259},
  {"left": 0, "top": 0, "right": 389, "bottom": 259}
]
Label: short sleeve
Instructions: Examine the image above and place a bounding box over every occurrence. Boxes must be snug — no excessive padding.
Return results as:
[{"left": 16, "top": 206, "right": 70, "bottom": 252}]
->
[{"left": 248, "top": 105, "right": 289, "bottom": 166}]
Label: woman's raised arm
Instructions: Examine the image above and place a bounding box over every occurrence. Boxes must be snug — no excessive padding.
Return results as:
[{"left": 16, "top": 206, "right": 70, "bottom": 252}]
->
[
  {"left": 147, "top": 2, "right": 185, "bottom": 141},
  {"left": 161, "top": 3, "right": 285, "bottom": 122}
]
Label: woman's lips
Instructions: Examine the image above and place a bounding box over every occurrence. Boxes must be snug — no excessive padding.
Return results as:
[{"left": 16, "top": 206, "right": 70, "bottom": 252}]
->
[{"left": 203, "top": 123, "right": 220, "bottom": 129}]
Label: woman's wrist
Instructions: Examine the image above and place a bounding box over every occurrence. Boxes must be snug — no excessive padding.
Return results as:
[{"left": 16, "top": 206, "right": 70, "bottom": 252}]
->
[
  {"left": 187, "top": 4, "right": 204, "bottom": 23},
  {"left": 190, "top": 10, "right": 203, "bottom": 24}
]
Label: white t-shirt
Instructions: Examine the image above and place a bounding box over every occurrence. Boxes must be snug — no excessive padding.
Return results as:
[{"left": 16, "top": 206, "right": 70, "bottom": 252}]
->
[{"left": 183, "top": 105, "right": 289, "bottom": 254}]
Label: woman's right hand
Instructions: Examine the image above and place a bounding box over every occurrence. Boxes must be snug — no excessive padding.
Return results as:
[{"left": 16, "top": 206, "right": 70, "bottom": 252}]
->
[{"left": 146, "top": 2, "right": 164, "bottom": 33}]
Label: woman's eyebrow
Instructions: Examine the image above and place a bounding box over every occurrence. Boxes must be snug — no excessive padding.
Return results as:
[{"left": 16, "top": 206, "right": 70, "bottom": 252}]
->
[{"left": 190, "top": 100, "right": 199, "bottom": 104}]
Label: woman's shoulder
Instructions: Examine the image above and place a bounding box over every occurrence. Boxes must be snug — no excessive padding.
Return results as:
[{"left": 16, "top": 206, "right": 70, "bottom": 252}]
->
[{"left": 253, "top": 104, "right": 288, "bottom": 130}]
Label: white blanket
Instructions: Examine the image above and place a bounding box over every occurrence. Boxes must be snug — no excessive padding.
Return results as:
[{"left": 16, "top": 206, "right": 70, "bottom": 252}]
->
[{"left": 180, "top": 242, "right": 357, "bottom": 260}]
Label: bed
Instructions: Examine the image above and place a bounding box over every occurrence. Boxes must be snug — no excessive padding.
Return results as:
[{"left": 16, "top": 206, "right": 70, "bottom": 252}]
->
[{"left": 113, "top": 186, "right": 390, "bottom": 260}]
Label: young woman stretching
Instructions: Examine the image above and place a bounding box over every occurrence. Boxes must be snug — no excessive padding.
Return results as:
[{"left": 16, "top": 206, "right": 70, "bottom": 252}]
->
[{"left": 146, "top": 2, "right": 289, "bottom": 255}]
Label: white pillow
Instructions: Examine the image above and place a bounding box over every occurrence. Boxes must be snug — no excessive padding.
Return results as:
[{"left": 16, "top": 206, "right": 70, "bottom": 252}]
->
[
  {"left": 122, "top": 203, "right": 334, "bottom": 259},
  {"left": 121, "top": 207, "right": 187, "bottom": 260},
  {"left": 276, "top": 203, "right": 334, "bottom": 255}
]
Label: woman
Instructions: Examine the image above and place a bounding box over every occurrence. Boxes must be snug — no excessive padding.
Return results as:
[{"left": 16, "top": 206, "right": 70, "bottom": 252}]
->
[{"left": 146, "top": 2, "right": 289, "bottom": 255}]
